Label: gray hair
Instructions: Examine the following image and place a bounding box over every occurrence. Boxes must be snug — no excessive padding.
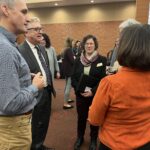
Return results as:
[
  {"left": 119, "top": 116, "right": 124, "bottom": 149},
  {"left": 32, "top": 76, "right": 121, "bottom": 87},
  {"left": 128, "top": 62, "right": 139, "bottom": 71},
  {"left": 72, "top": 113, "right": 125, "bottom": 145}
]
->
[
  {"left": 0, "top": 0, "right": 15, "bottom": 8},
  {"left": 0, "top": 0, "right": 16, "bottom": 16},
  {"left": 29, "top": 17, "right": 40, "bottom": 24},
  {"left": 119, "top": 18, "right": 141, "bottom": 31},
  {"left": 27, "top": 17, "right": 41, "bottom": 28}
]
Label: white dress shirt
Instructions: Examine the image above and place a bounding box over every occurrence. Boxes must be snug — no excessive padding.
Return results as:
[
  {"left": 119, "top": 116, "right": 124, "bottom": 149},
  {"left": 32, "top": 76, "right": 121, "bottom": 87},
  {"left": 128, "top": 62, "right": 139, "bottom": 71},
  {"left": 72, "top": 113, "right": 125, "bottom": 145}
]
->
[{"left": 26, "top": 40, "right": 47, "bottom": 87}]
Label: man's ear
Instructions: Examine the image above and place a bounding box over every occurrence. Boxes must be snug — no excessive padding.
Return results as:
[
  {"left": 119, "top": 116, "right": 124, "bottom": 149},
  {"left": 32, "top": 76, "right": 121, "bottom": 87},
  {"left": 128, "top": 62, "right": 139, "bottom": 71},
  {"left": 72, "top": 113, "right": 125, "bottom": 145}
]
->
[{"left": 0, "top": 4, "right": 10, "bottom": 17}]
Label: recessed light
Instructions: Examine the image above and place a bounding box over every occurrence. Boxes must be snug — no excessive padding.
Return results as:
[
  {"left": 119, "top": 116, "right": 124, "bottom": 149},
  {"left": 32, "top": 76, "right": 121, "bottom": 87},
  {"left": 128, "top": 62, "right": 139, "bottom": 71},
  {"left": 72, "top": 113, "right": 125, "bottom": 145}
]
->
[
  {"left": 54, "top": 3, "right": 58, "bottom": 6},
  {"left": 90, "top": 0, "right": 94, "bottom": 3}
]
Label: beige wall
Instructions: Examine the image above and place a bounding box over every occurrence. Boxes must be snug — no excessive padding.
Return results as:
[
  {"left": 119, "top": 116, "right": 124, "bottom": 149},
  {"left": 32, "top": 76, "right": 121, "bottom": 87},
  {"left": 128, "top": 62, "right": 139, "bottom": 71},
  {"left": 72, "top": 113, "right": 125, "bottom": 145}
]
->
[
  {"left": 17, "top": 1, "right": 136, "bottom": 55},
  {"left": 28, "top": 2, "right": 136, "bottom": 24}
]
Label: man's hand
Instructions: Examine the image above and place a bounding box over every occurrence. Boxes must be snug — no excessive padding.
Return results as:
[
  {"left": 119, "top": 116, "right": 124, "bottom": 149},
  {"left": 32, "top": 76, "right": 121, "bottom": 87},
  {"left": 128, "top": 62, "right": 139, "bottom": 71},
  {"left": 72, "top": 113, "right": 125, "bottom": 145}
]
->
[{"left": 32, "top": 72, "right": 45, "bottom": 90}]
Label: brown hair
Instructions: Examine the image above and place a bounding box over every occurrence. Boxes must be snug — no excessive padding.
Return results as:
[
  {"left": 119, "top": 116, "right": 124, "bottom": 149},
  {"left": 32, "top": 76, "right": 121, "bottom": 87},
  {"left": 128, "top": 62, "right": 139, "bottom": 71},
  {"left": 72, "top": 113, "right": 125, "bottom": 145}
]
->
[
  {"left": 117, "top": 24, "right": 150, "bottom": 71},
  {"left": 81, "top": 34, "right": 98, "bottom": 51},
  {"left": 65, "top": 37, "right": 73, "bottom": 48}
]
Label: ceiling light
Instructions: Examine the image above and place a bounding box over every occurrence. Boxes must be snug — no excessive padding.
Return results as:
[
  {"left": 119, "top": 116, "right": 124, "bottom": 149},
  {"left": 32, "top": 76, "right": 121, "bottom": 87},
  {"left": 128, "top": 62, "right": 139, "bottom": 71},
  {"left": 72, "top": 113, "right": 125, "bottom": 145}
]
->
[
  {"left": 90, "top": 0, "right": 94, "bottom": 3},
  {"left": 54, "top": 2, "right": 58, "bottom": 6},
  {"left": 27, "top": 0, "right": 62, "bottom": 4}
]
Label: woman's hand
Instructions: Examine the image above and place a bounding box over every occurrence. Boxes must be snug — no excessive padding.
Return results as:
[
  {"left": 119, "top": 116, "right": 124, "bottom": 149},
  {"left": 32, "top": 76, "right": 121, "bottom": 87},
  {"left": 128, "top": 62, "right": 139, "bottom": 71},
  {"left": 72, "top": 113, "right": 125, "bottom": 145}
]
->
[{"left": 80, "top": 90, "right": 93, "bottom": 97}]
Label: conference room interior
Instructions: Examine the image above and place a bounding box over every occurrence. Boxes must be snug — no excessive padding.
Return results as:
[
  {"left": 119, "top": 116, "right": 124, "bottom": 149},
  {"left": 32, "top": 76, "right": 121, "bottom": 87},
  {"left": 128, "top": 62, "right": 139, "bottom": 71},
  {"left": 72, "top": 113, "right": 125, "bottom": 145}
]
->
[{"left": 17, "top": 0, "right": 149, "bottom": 149}]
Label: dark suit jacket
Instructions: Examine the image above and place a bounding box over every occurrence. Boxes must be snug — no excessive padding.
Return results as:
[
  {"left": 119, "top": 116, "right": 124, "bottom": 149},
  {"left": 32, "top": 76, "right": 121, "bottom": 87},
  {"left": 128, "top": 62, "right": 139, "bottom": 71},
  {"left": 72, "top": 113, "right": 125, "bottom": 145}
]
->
[{"left": 18, "top": 40, "right": 55, "bottom": 96}]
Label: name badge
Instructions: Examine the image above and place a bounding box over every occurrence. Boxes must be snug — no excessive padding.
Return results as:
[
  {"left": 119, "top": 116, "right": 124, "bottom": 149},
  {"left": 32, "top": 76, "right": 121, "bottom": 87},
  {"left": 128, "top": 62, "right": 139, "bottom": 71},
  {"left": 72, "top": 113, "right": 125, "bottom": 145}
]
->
[{"left": 97, "top": 63, "right": 103, "bottom": 67}]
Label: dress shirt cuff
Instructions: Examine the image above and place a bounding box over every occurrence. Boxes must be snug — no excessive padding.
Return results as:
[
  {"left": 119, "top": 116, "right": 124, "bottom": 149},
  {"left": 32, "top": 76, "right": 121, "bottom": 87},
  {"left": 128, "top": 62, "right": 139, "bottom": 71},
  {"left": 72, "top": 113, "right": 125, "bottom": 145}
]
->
[{"left": 28, "top": 85, "right": 39, "bottom": 97}]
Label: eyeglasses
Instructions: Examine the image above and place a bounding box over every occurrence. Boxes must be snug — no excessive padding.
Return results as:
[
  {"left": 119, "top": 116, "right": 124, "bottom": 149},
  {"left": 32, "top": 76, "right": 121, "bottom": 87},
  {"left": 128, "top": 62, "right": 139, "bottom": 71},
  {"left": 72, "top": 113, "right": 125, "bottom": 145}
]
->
[
  {"left": 85, "top": 42, "right": 94, "bottom": 46},
  {"left": 27, "top": 27, "right": 43, "bottom": 32}
]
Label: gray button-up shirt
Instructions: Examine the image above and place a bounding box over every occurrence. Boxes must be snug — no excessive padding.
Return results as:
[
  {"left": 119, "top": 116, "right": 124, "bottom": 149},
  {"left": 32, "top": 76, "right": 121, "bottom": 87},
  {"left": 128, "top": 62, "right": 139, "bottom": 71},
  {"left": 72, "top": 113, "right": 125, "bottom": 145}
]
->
[{"left": 0, "top": 27, "right": 39, "bottom": 115}]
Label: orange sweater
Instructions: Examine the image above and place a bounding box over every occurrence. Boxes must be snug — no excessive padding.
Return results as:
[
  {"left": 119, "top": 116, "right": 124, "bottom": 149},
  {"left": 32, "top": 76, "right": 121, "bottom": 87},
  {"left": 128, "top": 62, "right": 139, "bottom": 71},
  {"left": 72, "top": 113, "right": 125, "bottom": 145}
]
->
[{"left": 88, "top": 67, "right": 150, "bottom": 150}]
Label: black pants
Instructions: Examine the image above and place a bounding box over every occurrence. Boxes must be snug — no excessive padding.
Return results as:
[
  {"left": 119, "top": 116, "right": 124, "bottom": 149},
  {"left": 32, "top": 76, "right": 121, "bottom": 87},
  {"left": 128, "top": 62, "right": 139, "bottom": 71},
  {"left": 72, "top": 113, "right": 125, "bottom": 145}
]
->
[
  {"left": 76, "top": 95, "right": 99, "bottom": 139},
  {"left": 98, "top": 142, "right": 150, "bottom": 150},
  {"left": 99, "top": 142, "right": 110, "bottom": 150},
  {"left": 31, "top": 87, "right": 52, "bottom": 150}
]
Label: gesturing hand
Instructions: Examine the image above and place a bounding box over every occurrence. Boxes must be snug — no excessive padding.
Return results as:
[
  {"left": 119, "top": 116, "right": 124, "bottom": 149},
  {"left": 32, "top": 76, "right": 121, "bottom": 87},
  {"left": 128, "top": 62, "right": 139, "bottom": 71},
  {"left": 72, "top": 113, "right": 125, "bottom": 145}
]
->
[{"left": 32, "top": 72, "right": 45, "bottom": 90}]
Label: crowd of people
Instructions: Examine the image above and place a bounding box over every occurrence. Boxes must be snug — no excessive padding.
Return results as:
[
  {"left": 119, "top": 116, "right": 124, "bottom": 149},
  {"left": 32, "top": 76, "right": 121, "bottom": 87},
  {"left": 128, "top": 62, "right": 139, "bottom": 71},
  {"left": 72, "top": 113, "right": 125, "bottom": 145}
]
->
[{"left": 0, "top": 0, "right": 150, "bottom": 150}]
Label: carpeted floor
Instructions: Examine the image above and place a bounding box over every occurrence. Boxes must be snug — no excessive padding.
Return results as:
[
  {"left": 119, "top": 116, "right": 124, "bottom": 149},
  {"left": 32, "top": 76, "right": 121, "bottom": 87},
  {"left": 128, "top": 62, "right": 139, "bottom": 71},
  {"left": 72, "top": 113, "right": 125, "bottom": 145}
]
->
[{"left": 44, "top": 79, "right": 94, "bottom": 150}]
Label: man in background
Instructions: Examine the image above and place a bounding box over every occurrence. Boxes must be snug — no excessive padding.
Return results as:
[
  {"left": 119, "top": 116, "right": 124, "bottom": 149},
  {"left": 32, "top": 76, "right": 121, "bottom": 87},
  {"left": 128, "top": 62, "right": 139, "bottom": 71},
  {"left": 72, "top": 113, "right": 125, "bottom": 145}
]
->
[
  {"left": 0, "top": 0, "right": 44, "bottom": 150},
  {"left": 107, "top": 18, "right": 141, "bottom": 74},
  {"left": 19, "top": 17, "right": 55, "bottom": 150}
]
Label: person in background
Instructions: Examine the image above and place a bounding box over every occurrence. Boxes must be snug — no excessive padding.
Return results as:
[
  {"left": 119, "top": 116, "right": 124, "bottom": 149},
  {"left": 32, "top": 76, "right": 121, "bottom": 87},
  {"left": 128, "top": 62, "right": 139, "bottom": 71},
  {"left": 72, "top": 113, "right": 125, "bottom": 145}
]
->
[
  {"left": 56, "top": 52, "right": 65, "bottom": 79},
  {"left": 19, "top": 17, "right": 55, "bottom": 150},
  {"left": 0, "top": 0, "right": 45, "bottom": 150},
  {"left": 88, "top": 24, "right": 150, "bottom": 150},
  {"left": 72, "top": 34, "right": 107, "bottom": 150},
  {"left": 62, "top": 37, "right": 75, "bottom": 109},
  {"left": 107, "top": 18, "right": 141, "bottom": 74},
  {"left": 72, "top": 40, "right": 82, "bottom": 58},
  {"left": 41, "top": 33, "right": 60, "bottom": 81},
  {"left": 106, "top": 38, "right": 119, "bottom": 74}
]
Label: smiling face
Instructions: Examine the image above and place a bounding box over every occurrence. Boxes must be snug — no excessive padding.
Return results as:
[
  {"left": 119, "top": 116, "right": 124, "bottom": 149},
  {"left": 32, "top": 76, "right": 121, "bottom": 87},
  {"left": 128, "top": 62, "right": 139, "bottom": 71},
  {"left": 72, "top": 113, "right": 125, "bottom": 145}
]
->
[
  {"left": 84, "top": 38, "right": 95, "bottom": 55},
  {"left": 26, "top": 20, "right": 43, "bottom": 45}
]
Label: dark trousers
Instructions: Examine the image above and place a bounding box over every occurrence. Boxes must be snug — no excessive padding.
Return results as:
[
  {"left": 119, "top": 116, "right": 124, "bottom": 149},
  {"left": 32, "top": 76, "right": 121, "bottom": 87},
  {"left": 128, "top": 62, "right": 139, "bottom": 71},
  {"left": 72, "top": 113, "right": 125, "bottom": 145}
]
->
[
  {"left": 99, "top": 142, "right": 110, "bottom": 150},
  {"left": 76, "top": 95, "right": 99, "bottom": 139},
  {"left": 31, "top": 87, "right": 52, "bottom": 150},
  {"left": 98, "top": 142, "right": 150, "bottom": 150}
]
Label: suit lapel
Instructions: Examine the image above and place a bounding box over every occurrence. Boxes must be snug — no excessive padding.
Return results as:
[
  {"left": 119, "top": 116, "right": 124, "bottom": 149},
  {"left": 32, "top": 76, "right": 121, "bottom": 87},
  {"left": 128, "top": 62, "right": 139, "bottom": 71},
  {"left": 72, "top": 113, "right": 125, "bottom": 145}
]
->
[
  {"left": 24, "top": 41, "right": 41, "bottom": 71},
  {"left": 38, "top": 45, "right": 56, "bottom": 97}
]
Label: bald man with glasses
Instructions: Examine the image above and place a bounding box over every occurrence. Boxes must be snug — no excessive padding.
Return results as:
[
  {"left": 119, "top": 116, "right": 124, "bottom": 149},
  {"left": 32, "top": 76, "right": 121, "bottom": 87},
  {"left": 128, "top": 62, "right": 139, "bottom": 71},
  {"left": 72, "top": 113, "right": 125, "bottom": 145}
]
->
[{"left": 19, "top": 17, "right": 55, "bottom": 150}]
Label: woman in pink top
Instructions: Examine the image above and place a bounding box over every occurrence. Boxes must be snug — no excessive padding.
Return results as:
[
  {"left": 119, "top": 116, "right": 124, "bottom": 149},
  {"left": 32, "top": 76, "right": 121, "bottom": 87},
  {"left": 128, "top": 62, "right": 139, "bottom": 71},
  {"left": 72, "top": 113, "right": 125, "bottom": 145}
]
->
[{"left": 88, "top": 24, "right": 150, "bottom": 150}]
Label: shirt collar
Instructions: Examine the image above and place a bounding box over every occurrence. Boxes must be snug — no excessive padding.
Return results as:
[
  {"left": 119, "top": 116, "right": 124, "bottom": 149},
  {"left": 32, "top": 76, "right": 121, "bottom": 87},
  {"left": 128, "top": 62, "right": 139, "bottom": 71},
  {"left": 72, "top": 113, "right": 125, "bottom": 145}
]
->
[
  {"left": 26, "top": 39, "right": 36, "bottom": 49},
  {"left": 0, "top": 26, "right": 16, "bottom": 44}
]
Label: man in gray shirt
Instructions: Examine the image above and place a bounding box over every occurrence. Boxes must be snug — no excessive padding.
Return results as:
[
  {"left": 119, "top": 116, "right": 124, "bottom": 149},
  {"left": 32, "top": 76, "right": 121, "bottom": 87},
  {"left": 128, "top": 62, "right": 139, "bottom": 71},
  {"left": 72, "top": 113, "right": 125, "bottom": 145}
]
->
[{"left": 0, "top": 0, "right": 45, "bottom": 150}]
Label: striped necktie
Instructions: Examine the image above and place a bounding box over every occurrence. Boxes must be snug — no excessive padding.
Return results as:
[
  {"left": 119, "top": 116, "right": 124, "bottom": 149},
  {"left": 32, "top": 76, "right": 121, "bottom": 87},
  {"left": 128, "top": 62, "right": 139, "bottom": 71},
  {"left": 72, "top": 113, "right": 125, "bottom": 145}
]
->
[{"left": 35, "top": 45, "right": 52, "bottom": 86}]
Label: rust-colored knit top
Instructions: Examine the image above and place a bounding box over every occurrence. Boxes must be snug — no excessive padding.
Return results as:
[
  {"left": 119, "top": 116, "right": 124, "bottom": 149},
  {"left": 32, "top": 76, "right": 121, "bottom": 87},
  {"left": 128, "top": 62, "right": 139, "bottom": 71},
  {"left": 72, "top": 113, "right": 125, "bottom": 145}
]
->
[{"left": 88, "top": 67, "right": 150, "bottom": 150}]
